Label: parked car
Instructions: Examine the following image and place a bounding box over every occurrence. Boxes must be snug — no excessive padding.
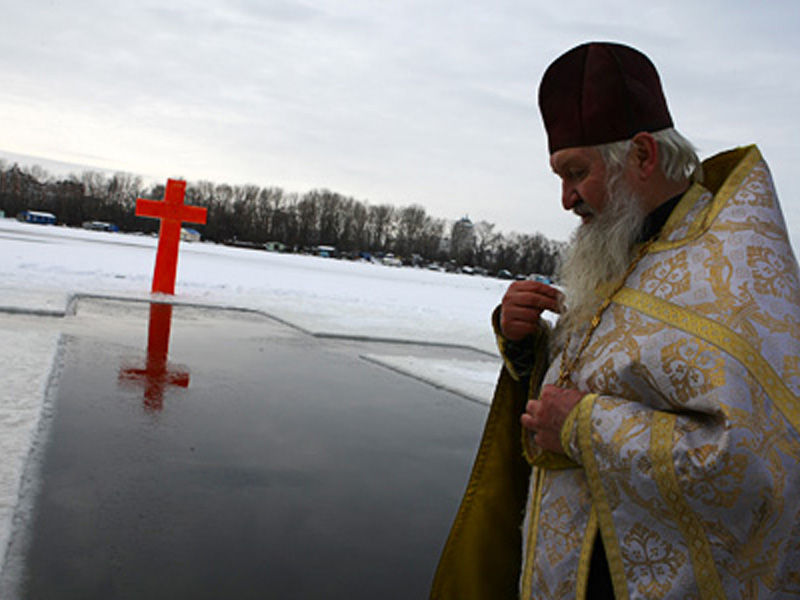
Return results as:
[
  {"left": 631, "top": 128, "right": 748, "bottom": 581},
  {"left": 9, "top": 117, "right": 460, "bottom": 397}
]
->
[
  {"left": 82, "top": 221, "right": 119, "bottom": 232},
  {"left": 381, "top": 253, "right": 402, "bottom": 267}
]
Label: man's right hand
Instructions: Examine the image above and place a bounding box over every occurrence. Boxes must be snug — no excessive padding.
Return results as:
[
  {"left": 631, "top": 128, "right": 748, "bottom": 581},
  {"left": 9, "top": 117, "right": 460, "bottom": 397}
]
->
[{"left": 500, "top": 281, "right": 563, "bottom": 341}]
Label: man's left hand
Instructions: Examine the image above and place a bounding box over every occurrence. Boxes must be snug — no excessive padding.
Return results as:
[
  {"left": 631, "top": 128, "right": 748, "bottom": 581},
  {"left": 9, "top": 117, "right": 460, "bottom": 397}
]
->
[{"left": 521, "top": 384, "right": 584, "bottom": 454}]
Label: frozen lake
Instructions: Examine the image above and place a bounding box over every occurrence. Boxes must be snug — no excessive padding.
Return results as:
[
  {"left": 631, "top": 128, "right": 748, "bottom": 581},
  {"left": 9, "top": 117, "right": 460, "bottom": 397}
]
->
[
  {"left": 0, "top": 219, "right": 522, "bottom": 596},
  {"left": 2, "top": 299, "right": 488, "bottom": 599}
]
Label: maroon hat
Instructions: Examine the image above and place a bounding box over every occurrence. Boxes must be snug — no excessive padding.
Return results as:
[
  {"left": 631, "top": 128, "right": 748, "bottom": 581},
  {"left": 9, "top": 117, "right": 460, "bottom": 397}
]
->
[{"left": 538, "top": 42, "right": 673, "bottom": 154}]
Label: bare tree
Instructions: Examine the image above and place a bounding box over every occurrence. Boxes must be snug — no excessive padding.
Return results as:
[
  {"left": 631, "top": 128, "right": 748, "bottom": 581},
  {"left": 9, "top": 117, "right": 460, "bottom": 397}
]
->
[
  {"left": 450, "top": 217, "right": 476, "bottom": 265},
  {"left": 0, "top": 161, "right": 561, "bottom": 273},
  {"left": 367, "top": 204, "right": 395, "bottom": 252},
  {"left": 395, "top": 204, "right": 427, "bottom": 256}
]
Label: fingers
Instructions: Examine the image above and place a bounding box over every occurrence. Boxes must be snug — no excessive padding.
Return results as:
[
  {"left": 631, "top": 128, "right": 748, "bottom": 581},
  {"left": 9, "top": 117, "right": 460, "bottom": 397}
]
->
[
  {"left": 508, "top": 280, "right": 562, "bottom": 299},
  {"left": 503, "top": 282, "right": 562, "bottom": 313},
  {"left": 521, "top": 388, "right": 582, "bottom": 455},
  {"left": 501, "top": 308, "right": 541, "bottom": 340},
  {"left": 522, "top": 398, "right": 551, "bottom": 430},
  {"left": 520, "top": 400, "right": 560, "bottom": 452},
  {"left": 521, "top": 400, "right": 538, "bottom": 432},
  {"left": 500, "top": 281, "right": 563, "bottom": 340}
]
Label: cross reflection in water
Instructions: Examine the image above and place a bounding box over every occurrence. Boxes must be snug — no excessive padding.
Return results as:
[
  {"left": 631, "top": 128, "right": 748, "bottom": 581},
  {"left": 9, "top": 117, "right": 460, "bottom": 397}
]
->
[{"left": 118, "top": 302, "right": 190, "bottom": 411}]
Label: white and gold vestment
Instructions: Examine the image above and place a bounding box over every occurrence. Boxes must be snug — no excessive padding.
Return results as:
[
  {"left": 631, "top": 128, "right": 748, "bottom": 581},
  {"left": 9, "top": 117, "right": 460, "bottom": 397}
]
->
[{"left": 431, "top": 146, "right": 800, "bottom": 599}]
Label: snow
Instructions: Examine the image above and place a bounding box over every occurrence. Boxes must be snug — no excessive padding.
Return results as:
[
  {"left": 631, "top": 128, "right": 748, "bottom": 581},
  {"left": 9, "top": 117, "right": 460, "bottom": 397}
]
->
[
  {"left": 361, "top": 354, "right": 500, "bottom": 405},
  {"left": 0, "top": 216, "right": 523, "bottom": 569},
  {"left": 0, "top": 219, "right": 508, "bottom": 352},
  {"left": 0, "top": 328, "right": 60, "bottom": 572}
]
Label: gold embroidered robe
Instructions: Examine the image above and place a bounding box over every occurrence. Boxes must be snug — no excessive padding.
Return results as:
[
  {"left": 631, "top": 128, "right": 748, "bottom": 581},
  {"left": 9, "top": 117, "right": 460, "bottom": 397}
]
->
[{"left": 431, "top": 145, "right": 800, "bottom": 599}]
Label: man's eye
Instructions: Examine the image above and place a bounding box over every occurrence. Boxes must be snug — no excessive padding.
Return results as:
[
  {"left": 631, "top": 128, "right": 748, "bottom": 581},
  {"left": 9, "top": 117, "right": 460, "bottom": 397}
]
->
[{"left": 568, "top": 169, "right": 585, "bottom": 180}]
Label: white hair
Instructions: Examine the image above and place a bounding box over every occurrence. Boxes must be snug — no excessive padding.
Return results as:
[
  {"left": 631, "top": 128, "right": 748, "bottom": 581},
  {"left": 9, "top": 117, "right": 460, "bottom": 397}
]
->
[{"left": 596, "top": 128, "right": 703, "bottom": 183}]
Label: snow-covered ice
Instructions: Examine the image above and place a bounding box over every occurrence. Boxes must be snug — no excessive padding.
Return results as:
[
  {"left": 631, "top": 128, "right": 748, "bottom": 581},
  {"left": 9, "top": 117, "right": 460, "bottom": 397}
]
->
[
  {"left": 0, "top": 216, "right": 524, "bottom": 570},
  {"left": 0, "top": 218, "right": 509, "bottom": 352}
]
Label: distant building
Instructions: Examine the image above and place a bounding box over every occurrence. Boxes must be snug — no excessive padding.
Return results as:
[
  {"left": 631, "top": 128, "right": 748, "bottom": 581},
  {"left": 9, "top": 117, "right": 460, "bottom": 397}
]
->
[
  {"left": 17, "top": 210, "right": 56, "bottom": 225},
  {"left": 180, "top": 227, "right": 201, "bottom": 242}
]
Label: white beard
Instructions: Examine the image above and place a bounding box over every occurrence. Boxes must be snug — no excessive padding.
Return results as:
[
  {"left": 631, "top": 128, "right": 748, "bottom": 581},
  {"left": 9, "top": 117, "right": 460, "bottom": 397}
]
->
[{"left": 556, "top": 176, "right": 647, "bottom": 341}]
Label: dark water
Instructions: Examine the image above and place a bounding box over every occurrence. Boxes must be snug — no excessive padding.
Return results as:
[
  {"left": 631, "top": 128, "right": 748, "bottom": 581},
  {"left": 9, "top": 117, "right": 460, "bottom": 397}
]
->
[{"left": 6, "top": 301, "right": 487, "bottom": 599}]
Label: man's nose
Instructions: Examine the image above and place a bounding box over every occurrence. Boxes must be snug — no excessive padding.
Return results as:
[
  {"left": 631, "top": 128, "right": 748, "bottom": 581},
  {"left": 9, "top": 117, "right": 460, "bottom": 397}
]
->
[{"left": 562, "top": 181, "right": 578, "bottom": 211}]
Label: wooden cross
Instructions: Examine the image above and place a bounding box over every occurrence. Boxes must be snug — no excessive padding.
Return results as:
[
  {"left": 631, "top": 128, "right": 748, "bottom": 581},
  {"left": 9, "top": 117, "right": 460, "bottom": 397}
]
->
[
  {"left": 136, "top": 179, "right": 207, "bottom": 295},
  {"left": 118, "top": 303, "right": 189, "bottom": 411}
]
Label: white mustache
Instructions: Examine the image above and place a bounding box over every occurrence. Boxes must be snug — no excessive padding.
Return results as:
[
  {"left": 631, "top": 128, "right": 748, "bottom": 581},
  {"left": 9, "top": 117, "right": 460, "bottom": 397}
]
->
[{"left": 572, "top": 200, "right": 595, "bottom": 219}]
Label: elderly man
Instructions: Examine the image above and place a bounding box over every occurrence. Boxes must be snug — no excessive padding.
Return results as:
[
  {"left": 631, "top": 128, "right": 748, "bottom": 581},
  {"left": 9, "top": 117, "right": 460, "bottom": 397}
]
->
[{"left": 431, "top": 42, "right": 800, "bottom": 599}]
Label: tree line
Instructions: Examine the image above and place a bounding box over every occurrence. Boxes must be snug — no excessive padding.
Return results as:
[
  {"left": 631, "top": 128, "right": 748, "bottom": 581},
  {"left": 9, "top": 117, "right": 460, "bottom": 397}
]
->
[{"left": 0, "top": 161, "right": 564, "bottom": 277}]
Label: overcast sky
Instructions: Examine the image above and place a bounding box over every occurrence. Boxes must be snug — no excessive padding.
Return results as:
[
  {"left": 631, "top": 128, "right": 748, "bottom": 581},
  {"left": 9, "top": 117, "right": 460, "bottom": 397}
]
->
[{"left": 1, "top": 0, "right": 798, "bottom": 247}]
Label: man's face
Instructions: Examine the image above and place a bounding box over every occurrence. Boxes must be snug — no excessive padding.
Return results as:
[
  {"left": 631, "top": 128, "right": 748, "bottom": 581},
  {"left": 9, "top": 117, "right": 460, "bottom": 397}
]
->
[
  {"left": 549, "top": 146, "right": 609, "bottom": 222},
  {"left": 552, "top": 147, "right": 648, "bottom": 336}
]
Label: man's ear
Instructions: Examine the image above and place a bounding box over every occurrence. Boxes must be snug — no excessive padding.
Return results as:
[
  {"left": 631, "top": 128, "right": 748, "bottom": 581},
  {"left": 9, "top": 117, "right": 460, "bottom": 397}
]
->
[{"left": 629, "top": 132, "right": 658, "bottom": 180}]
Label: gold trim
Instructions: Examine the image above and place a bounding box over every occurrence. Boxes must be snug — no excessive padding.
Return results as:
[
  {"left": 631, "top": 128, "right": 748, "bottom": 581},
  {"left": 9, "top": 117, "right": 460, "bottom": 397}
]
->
[
  {"left": 575, "top": 508, "right": 599, "bottom": 600},
  {"left": 560, "top": 400, "right": 581, "bottom": 462},
  {"left": 520, "top": 467, "right": 545, "bottom": 599},
  {"left": 492, "top": 305, "right": 522, "bottom": 381},
  {"left": 522, "top": 425, "right": 536, "bottom": 464},
  {"left": 650, "top": 145, "right": 763, "bottom": 253},
  {"left": 522, "top": 435, "right": 580, "bottom": 469},
  {"left": 614, "top": 287, "right": 800, "bottom": 435},
  {"left": 495, "top": 335, "right": 522, "bottom": 383},
  {"left": 650, "top": 412, "right": 726, "bottom": 599},
  {"left": 577, "top": 393, "right": 630, "bottom": 600}
]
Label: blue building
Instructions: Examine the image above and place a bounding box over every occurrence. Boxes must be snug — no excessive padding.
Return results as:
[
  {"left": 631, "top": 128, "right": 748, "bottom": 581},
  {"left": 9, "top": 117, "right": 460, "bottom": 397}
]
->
[{"left": 18, "top": 210, "right": 57, "bottom": 225}]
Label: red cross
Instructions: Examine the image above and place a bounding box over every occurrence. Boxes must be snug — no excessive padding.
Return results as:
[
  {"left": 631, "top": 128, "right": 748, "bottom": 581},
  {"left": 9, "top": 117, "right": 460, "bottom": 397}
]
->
[
  {"left": 118, "top": 303, "right": 189, "bottom": 411},
  {"left": 136, "top": 179, "right": 207, "bottom": 295}
]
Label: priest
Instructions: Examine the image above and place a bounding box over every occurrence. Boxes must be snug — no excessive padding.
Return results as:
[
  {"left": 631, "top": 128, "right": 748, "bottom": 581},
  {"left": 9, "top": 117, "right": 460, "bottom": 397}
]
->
[{"left": 431, "top": 41, "right": 800, "bottom": 599}]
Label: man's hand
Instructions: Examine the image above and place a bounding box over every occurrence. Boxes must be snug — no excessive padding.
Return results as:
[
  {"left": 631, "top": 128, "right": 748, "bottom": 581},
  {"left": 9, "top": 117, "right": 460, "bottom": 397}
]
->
[
  {"left": 521, "top": 384, "right": 584, "bottom": 454},
  {"left": 500, "top": 281, "right": 562, "bottom": 341}
]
